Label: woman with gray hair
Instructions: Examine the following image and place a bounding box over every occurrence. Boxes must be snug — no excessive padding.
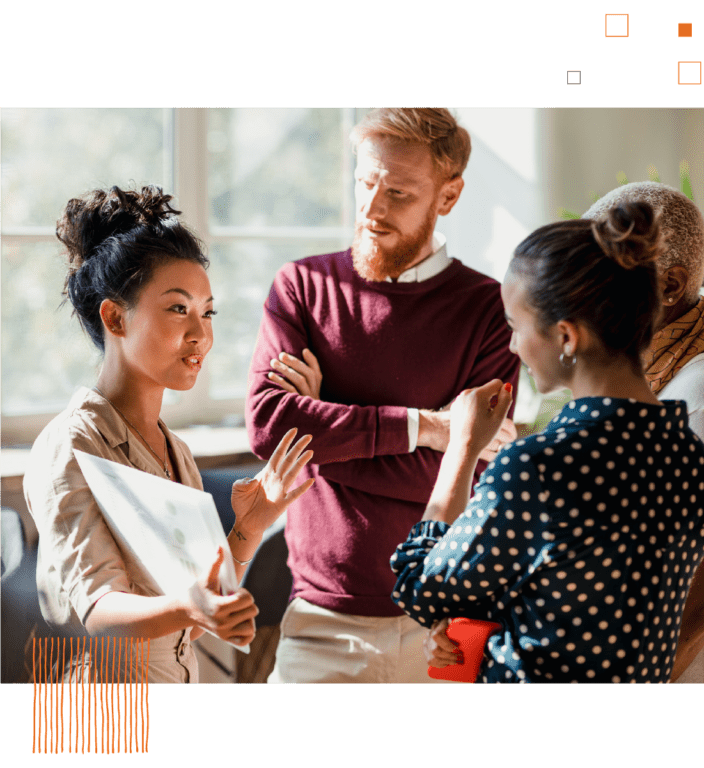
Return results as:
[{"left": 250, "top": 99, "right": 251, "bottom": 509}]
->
[{"left": 584, "top": 182, "right": 704, "bottom": 683}]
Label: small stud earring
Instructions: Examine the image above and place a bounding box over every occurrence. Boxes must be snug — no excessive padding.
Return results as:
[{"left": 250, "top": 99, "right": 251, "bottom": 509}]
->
[{"left": 666, "top": 297, "right": 675, "bottom": 304}]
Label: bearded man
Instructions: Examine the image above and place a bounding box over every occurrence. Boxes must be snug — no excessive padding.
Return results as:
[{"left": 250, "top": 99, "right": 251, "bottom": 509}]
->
[{"left": 246, "top": 108, "right": 520, "bottom": 683}]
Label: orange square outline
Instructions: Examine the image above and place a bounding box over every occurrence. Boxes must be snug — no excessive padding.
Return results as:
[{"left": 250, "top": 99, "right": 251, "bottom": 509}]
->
[
  {"left": 605, "top": 13, "right": 629, "bottom": 37},
  {"left": 678, "top": 61, "right": 702, "bottom": 85},
  {"left": 678, "top": 23, "right": 692, "bottom": 37}
]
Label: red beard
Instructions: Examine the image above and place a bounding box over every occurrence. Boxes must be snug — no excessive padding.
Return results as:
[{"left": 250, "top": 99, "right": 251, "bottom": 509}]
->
[{"left": 351, "top": 205, "right": 437, "bottom": 282}]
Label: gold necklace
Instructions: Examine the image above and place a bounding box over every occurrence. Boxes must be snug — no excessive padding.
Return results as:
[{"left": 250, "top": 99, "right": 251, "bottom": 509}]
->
[{"left": 93, "top": 387, "right": 172, "bottom": 479}]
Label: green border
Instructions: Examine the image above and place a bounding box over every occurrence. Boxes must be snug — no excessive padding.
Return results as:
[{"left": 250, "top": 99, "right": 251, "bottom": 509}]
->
[{"left": 0, "top": 0, "right": 704, "bottom": 766}]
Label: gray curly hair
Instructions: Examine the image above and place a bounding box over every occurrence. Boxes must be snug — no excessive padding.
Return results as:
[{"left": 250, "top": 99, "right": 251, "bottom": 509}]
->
[{"left": 583, "top": 182, "right": 704, "bottom": 304}]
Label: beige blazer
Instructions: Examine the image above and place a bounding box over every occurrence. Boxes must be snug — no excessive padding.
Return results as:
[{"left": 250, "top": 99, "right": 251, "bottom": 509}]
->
[{"left": 24, "top": 387, "right": 206, "bottom": 683}]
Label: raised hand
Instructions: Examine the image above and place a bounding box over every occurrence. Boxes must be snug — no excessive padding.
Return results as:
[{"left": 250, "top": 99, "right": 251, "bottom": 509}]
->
[
  {"left": 418, "top": 388, "right": 516, "bottom": 457},
  {"left": 268, "top": 348, "right": 322, "bottom": 399},
  {"left": 420, "top": 381, "right": 514, "bottom": 526},
  {"left": 449, "top": 380, "right": 513, "bottom": 457},
  {"left": 230, "top": 427, "right": 315, "bottom": 540}
]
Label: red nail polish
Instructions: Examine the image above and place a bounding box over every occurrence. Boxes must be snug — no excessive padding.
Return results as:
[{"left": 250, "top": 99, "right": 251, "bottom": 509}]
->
[{"left": 504, "top": 383, "right": 513, "bottom": 393}]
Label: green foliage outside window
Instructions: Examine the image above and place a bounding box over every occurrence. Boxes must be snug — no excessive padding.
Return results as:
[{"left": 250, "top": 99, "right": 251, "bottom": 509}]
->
[{"left": 558, "top": 161, "right": 696, "bottom": 220}]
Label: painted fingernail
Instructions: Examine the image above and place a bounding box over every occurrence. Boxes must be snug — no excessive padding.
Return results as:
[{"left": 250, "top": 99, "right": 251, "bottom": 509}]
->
[
  {"left": 279, "top": 352, "right": 286, "bottom": 360},
  {"left": 504, "top": 382, "right": 513, "bottom": 393}
]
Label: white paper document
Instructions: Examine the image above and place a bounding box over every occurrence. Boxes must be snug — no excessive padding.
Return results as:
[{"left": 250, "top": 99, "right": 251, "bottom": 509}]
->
[{"left": 74, "top": 449, "right": 249, "bottom": 652}]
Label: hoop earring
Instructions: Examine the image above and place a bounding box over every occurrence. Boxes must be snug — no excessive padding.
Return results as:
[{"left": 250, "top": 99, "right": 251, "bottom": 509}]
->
[{"left": 559, "top": 344, "right": 576, "bottom": 368}]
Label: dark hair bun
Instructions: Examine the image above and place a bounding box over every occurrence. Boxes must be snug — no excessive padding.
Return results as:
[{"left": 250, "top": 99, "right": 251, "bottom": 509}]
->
[
  {"left": 57, "top": 185, "right": 180, "bottom": 274},
  {"left": 511, "top": 201, "right": 664, "bottom": 366},
  {"left": 591, "top": 201, "right": 664, "bottom": 270},
  {"left": 57, "top": 185, "right": 207, "bottom": 353}
]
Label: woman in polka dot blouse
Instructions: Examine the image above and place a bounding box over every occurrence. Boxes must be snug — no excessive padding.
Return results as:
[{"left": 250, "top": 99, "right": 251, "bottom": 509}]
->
[{"left": 390, "top": 202, "right": 704, "bottom": 683}]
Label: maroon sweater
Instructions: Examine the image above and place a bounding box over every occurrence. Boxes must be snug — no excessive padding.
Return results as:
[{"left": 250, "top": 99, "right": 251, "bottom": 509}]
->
[{"left": 246, "top": 249, "right": 520, "bottom": 616}]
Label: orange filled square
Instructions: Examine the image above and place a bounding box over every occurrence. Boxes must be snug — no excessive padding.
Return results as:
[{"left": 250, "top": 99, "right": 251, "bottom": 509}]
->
[{"left": 679, "top": 23, "right": 692, "bottom": 37}]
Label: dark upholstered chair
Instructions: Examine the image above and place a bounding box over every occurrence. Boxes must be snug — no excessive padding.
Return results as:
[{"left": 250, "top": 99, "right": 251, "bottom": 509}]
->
[{"left": 2, "top": 507, "right": 48, "bottom": 682}]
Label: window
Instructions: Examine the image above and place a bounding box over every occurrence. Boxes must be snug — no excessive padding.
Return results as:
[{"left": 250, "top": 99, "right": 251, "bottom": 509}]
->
[
  {"left": 1, "top": 108, "right": 365, "bottom": 444},
  {"left": 204, "top": 108, "right": 360, "bottom": 401},
  {"left": 2, "top": 109, "right": 174, "bottom": 441}
]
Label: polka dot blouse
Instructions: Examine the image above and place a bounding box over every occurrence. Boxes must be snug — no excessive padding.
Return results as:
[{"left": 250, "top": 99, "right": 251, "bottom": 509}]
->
[{"left": 390, "top": 398, "right": 704, "bottom": 683}]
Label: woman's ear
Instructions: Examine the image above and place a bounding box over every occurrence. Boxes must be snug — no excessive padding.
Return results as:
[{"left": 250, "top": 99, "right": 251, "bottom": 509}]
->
[
  {"left": 555, "top": 319, "right": 581, "bottom": 356},
  {"left": 100, "top": 299, "right": 125, "bottom": 338}
]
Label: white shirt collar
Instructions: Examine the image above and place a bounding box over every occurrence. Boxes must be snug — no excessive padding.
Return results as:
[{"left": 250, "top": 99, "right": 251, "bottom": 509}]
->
[{"left": 385, "top": 232, "right": 450, "bottom": 283}]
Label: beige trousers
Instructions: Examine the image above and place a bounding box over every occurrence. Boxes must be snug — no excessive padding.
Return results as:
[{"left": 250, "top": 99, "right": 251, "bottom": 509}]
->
[
  {"left": 268, "top": 597, "right": 455, "bottom": 684},
  {"left": 672, "top": 644, "right": 704, "bottom": 684}
]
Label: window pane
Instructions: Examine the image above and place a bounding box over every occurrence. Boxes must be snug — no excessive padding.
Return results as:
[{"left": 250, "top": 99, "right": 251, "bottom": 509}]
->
[
  {"left": 206, "top": 239, "right": 349, "bottom": 399},
  {"left": 1, "top": 240, "right": 101, "bottom": 415},
  {"left": 1, "top": 108, "right": 172, "bottom": 229},
  {"left": 1, "top": 108, "right": 173, "bottom": 418},
  {"left": 208, "top": 109, "right": 351, "bottom": 228}
]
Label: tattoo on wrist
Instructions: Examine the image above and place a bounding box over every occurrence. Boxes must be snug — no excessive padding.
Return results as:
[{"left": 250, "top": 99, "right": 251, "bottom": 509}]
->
[{"left": 234, "top": 529, "right": 247, "bottom": 542}]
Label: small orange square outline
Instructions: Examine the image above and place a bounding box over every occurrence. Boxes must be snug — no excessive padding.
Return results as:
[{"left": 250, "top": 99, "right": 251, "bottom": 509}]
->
[
  {"left": 678, "top": 61, "right": 702, "bottom": 85},
  {"left": 605, "top": 13, "right": 629, "bottom": 37},
  {"left": 678, "top": 23, "right": 692, "bottom": 37}
]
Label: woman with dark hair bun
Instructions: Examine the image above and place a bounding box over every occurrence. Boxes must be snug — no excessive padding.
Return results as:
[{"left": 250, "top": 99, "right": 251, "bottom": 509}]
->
[
  {"left": 390, "top": 202, "right": 704, "bottom": 683},
  {"left": 24, "top": 186, "right": 314, "bottom": 683}
]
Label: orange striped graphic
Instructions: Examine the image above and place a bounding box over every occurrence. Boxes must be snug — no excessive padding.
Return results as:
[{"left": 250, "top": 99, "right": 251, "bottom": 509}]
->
[{"left": 31, "top": 635, "right": 150, "bottom": 754}]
